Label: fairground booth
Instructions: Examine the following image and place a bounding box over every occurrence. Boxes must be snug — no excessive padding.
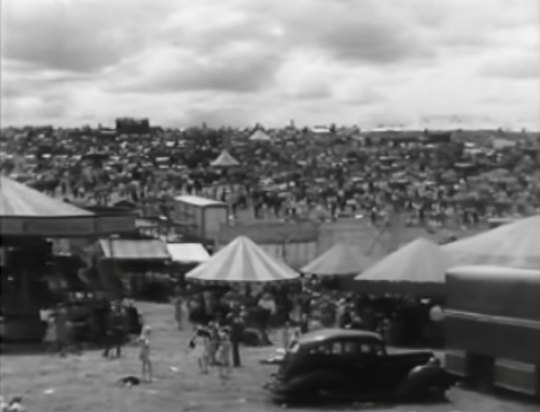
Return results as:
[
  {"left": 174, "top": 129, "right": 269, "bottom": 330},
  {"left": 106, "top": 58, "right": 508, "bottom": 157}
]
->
[
  {"left": 185, "top": 236, "right": 299, "bottom": 343},
  {"left": 0, "top": 176, "right": 135, "bottom": 341},
  {"left": 353, "top": 238, "right": 450, "bottom": 347},
  {"left": 95, "top": 237, "right": 171, "bottom": 301}
]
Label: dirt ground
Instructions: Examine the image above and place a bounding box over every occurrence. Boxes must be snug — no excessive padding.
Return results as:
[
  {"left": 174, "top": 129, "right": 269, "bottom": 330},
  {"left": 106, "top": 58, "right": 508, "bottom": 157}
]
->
[{"left": 1, "top": 302, "right": 538, "bottom": 412}]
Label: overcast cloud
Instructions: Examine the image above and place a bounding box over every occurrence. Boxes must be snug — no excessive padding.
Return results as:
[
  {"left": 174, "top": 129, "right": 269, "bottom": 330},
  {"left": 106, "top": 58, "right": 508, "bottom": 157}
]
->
[{"left": 1, "top": 0, "right": 539, "bottom": 129}]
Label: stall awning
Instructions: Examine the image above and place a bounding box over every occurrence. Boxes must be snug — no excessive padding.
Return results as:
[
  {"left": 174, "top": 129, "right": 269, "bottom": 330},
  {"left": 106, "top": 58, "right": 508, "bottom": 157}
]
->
[
  {"left": 167, "top": 243, "right": 210, "bottom": 264},
  {"left": 99, "top": 239, "right": 170, "bottom": 260}
]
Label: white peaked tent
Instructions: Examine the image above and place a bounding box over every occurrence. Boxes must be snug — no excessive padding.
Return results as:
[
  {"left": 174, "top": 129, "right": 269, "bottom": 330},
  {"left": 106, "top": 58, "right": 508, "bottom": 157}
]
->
[
  {"left": 301, "top": 243, "right": 372, "bottom": 276},
  {"left": 249, "top": 129, "right": 272, "bottom": 142},
  {"left": 185, "top": 236, "right": 299, "bottom": 284},
  {"left": 354, "top": 238, "right": 452, "bottom": 295},
  {"left": 210, "top": 149, "right": 240, "bottom": 167},
  {"left": 442, "top": 215, "right": 540, "bottom": 269}
]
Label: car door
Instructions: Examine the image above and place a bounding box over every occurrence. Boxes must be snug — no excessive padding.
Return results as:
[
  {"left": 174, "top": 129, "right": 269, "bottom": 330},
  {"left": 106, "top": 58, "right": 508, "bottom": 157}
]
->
[
  {"left": 364, "top": 342, "right": 395, "bottom": 393},
  {"left": 342, "top": 339, "right": 382, "bottom": 394}
]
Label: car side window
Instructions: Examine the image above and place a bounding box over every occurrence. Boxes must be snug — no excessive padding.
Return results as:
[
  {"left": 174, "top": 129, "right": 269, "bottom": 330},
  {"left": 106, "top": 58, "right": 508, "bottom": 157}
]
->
[
  {"left": 308, "top": 343, "right": 331, "bottom": 354},
  {"left": 373, "top": 343, "right": 386, "bottom": 356},
  {"left": 360, "top": 343, "right": 373, "bottom": 355},
  {"left": 307, "top": 340, "right": 386, "bottom": 356},
  {"left": 330, "top": 341, "right": 343, "bottom": 354},
  {"left": 308, "top": 341, "right": 344, "bottom": 355},
  {"left": 364, "top": 342, "right": 386, "bottom": 356},
  {"left": 342, "top": 340, "right": 361, "bottom": 356}
]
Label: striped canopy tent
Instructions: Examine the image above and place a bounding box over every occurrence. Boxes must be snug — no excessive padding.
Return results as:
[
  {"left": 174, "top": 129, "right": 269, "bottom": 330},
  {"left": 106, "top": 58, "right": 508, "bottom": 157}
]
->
[
  {"left": 249, "top": 129, "right": 272, "bottom": 142},
  {"left": 442, "top": 215, "right": 540, "bottom": 269},
  {"left": 0, "top": 175, "right": 133, "bottom": 236},
  {"left": 354, "top": 238, "right": 452, "bottom": 296},
  {"left": 185, "top": 236, "right": 299, "bottom": 284},
  {"left": 210, "top": 149, "right": 240, "bottom": 167},
  {"left": 301, "top": 243, "right": 372, "bottom": 276}
]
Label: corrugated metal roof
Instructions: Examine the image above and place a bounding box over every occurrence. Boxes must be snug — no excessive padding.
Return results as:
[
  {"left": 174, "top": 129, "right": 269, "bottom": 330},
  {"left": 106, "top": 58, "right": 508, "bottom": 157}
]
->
[{"left": 99, "top": 239, "right": 170, "bottom": 260}]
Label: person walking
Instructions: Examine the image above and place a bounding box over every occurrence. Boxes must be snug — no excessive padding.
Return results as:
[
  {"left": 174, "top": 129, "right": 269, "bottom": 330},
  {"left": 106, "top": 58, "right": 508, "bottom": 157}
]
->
[
  {"left": 103, "top": 302, "right": 126, "bottom": 358},
  {"left": 174, "top": 295, "right": 183, "bottom": 331},
  {"left": 55, "top": 304, "right": 69, "bottom": 357},
  {"left": 228, "top": 312, "right": 243, "bottom": 368}
]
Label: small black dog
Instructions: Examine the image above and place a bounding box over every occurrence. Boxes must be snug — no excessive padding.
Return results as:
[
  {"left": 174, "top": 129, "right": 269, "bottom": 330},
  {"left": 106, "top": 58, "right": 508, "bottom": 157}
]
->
[{"left": 117, "top": 376, "right": 141, "bottom": 387}]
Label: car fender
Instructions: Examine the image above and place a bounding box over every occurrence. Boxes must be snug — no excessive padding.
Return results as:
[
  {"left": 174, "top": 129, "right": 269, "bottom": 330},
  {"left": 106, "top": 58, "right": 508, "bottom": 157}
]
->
[
  {"left": 283, "top": 370, "right": 346, "bottom": 395},
  {"left": 397, "top": 365, "right": 454, "bottom": 398}
]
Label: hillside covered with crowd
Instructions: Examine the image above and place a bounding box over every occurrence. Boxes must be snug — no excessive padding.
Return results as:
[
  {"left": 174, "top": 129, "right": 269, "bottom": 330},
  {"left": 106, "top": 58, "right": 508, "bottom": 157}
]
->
[{"left": 1, "top": 124, "right": 539, "bottom": 229}]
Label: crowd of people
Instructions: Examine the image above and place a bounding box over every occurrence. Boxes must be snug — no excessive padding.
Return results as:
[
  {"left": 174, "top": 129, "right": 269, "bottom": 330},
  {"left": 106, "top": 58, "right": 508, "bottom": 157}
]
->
[
  {"left": 182, "top": 275, "right": 443, "bottom": 354},
  {"left": 40, "top": 298, "right": 142, "bottom": 357},
  {"left": 1, "top": 124, "right": 538, "bottom": 388},
  {"left": 1, "top": 126, "right": 539, "bottom": 230}
]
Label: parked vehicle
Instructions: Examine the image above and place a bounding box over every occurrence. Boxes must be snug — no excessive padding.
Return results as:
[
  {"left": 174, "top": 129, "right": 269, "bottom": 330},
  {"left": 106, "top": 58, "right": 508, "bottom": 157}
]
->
[
  {"left": 445, "top": 265, "right": 540, "bottom": 398},
  {"left": 265, "top": 329, "right": 456, "bottom": 403}
]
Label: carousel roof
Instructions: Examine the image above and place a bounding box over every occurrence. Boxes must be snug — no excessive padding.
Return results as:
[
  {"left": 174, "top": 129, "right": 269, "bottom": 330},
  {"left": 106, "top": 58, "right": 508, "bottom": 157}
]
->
[
  {"left": 0, "top": 175, "right": 93, "bottom": 217},
  {"left": 185, "top": 236, "right": 299, "bottom": 284},
  {"left": 210, "top": 149, "right": 240, "bottom": 167},
  {"left": 354, "top": 238, "right": 451, "bottom": 295},
  {"left": 442, "top": 215, "right": 540, "bottom": 269},
  {"left": 301, "top": 243, "right": 372, "bottom": 276},
  {"left": 0, "top": 175, "right": 135, "bottom": 236}
]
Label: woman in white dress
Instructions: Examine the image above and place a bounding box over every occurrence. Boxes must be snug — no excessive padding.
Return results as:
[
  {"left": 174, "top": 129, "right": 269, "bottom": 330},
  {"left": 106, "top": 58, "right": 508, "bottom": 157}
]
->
[{"left": 189, "top": 328, "right": 211, "bottom": 374}]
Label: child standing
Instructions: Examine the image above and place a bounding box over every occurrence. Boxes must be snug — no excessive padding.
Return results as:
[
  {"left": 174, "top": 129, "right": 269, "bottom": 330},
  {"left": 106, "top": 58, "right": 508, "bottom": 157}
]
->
[
  {"left": 138, "top": 326, "right": 153, "bottom": 383},
  {"left": 216, "top": 328, "right": 232, "bottom": 379},
  {"left": 43, "top": 312, "right": 58, "bottom": 353},
  {"left": 207, "top": 322, "right": 219, "bottom": 366}
]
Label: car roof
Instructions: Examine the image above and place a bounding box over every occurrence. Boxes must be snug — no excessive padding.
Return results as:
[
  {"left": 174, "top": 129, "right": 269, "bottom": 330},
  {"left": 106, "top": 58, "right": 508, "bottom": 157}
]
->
[{"left": 297, "top": 328, "right": 383, "bottom": 344}]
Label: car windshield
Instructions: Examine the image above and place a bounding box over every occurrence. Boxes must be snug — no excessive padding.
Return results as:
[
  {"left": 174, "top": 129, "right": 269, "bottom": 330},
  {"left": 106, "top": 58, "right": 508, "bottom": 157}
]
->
[{"left": 288, "top": 341, "right": 300, "bottom": 354}]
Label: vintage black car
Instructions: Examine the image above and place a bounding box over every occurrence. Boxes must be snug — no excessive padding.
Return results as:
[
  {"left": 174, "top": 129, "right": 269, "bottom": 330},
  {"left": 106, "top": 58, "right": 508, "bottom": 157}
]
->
[{"left": 265, "top": 329, "right": 456, "bottom": 403}]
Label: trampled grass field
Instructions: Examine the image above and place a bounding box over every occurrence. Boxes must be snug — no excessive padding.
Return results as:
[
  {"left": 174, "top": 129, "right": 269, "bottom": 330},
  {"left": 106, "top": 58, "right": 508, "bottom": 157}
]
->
[{"left": 1, "top": 302, "right": 538, "bottom": 412}]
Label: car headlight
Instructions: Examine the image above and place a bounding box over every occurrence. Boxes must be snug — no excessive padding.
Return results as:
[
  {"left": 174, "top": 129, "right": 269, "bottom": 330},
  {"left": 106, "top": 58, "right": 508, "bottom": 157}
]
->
[{"left": 428, "top": 356, "right": 441, "bottom": 367}]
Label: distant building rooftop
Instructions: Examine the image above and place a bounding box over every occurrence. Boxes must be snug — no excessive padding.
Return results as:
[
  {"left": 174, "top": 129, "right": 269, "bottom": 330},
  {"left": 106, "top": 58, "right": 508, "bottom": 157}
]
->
[{"left": 174, "top": 195, "right": 226, "bottom": 207}]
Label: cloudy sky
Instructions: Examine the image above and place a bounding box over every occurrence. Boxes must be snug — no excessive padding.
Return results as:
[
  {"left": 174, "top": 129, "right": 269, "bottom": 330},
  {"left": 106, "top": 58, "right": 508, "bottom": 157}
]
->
[{"left": 1, "top": 0, "right": 539, "bottom": 129}]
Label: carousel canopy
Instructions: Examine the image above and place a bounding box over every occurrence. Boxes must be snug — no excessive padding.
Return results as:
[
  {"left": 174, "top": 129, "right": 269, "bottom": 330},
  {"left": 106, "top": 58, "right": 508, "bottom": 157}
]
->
[
  {"left": 354, "top": 238, "right": 451, "bottom": 295},
  {"left": 301, "top": 243, "right": 372, "bottom": 276},
  {"left": 185, "top": 236, "right": 299, "bottom": 284},
  {"left": 0, "top": 175, "right": 93, "bottom": 218},
  {"left": 249, "top": 129, "right": 272, "bottom": 142},
  {"left": 442, "top": 215, "right": 540, "bottom": 269},
  {"left": 0, "top": 176, "right": 135, "bottom": 236},
  {"left": 210, "top": 149, "right": 240, "bottom": 167}
]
